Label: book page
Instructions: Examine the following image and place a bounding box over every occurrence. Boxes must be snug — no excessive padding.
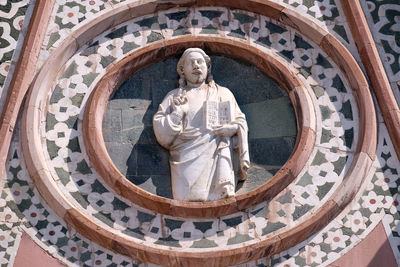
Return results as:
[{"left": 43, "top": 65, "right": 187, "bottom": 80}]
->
[
  {"left": 218, "top": 101, "right": 231, "bottom": 125},
  {"left": 204, "top": 100, "right": 232, "bottom": 130},
  {"left": 204, "top": 101, "right": 219, "bottom": 130}
]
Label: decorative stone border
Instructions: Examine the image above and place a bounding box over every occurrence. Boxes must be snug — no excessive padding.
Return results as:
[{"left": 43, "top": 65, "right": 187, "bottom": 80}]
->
[
  {"left": 0, "top": 0, "right": 55, "bottom": 175},
  {"left": 20, "top": 1, "right": 377, "bottom": 265},
  {"left": 341, "top": 0, "right": 400, "bottom": 162},
  {"left": 83, "top": 36, "right": 316, "bottom": 217}
]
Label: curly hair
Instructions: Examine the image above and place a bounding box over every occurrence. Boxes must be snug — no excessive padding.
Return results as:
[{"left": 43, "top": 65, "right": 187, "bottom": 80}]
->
[{"left": 177, "top": 48, "right": 213, "bottom": 87}]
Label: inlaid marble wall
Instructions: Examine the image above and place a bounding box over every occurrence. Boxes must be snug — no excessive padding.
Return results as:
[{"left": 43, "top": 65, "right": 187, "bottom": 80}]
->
[{"left": 0, "top": 0, "right": 29, "bottom": 104}]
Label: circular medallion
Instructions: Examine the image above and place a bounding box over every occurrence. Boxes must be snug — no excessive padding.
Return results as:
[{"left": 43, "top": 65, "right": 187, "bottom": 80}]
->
[{"left": 21, "top": 2, "right": 375, "bottom": 265}]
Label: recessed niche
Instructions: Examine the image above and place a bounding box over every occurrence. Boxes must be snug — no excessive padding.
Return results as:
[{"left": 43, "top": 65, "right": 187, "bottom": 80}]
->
[{"left": 103, "top": 56, "right": 297, "bottom": 199}]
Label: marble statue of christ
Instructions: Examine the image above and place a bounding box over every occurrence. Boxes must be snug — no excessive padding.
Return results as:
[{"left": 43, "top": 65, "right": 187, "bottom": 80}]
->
[{"left": 153, "top": 48, "right": 250, "bottom": 201}]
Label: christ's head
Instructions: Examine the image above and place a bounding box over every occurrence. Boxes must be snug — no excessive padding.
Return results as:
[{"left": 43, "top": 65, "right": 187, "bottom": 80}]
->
[{"left": 177, "top": 48, "right": 212, "bottom": 87}]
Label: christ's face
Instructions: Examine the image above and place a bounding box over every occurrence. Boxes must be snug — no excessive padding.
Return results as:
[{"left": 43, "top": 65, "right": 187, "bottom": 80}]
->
[{"left": 183, "top": 52, "right": 208, "bottom": 86}]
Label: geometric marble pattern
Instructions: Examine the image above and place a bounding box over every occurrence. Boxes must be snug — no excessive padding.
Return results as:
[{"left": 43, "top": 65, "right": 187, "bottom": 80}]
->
[
  {"left": 0, "top": 0, "right": 29, "bottom": 88},
  {"left": 43, "top": 9, "right": 358, "bottom": 245},
  {"left": 11, "top": 6, "right": 367, "bottom": 264},
  {"left": 362, "top": 0, "right": 400, "bottom": 108},
  {"left": 2, "top": 123, "right": 397, "bottom": 266},
  {"left": 43, "top": 0, "right": 354, "bottom": 53}
]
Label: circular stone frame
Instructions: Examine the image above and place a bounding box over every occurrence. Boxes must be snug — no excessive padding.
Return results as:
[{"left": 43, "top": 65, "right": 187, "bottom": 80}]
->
[
  {"left": 83, "top": 36, "right": 316, "bottom": 218},
  {"left": 21, "top": 1, "right": 377, "bottom": 265}
]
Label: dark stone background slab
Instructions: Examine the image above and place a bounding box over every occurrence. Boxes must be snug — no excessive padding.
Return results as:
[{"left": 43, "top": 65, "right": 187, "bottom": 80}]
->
[{"left": 103, "top": 56, "right": 297, "bottom": 199}]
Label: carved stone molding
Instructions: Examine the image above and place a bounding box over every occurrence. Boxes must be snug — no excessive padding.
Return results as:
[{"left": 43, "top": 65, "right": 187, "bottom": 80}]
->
[{"left": 83, "top": 36, "right": 316, "bottom": 217}]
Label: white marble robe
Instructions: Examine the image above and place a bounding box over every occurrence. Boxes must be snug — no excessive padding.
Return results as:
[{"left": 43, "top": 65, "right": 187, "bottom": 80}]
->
[{"left": 153, "top": 83, "right": 249, "bottom": 201}]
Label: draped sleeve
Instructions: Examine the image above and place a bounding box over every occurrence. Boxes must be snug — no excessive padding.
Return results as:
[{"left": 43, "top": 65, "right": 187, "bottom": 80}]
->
[
  {"left": 153, "top": 89, "right": 183, "bottom": 149},
  {"left": 217, "top": 85, "right": 250, "bottom": 179}
]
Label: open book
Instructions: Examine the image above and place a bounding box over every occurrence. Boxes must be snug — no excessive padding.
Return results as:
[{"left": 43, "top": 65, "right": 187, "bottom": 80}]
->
[{"left": 204, "top": 100, "right": 233, "bottom": 130}]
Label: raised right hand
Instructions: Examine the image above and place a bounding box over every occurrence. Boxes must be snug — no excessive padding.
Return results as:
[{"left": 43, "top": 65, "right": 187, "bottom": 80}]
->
[{"left": 172, "top": 94, "right": 189, "bottom": 115}]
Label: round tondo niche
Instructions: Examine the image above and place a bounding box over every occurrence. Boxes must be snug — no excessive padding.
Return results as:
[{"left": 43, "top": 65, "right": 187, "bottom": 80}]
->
[
  {"left": 103, "top": 54, "right": 297, "bottom": 199},
  {"left": 83, "top": 39, "right": 315, "bottom": 217}
]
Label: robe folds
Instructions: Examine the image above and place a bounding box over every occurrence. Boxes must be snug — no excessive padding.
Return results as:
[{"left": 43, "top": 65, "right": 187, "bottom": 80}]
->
[{"left": 153, "top": 82, "right": 250, "bottom": 201}]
